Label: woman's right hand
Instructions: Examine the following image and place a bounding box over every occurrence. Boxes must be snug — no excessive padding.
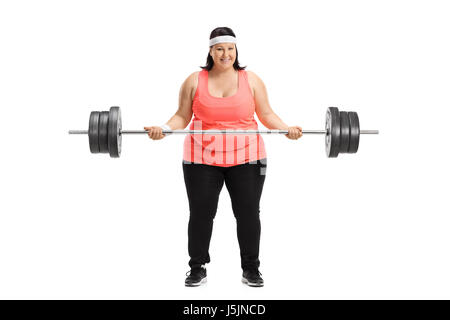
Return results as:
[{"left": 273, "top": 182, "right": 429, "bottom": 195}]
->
[
  {"left": 285, "top": 126, "right": 303, "bottom": 140},
  {"left": 144, "top": 126, "right": 166, "bottom": 140}
]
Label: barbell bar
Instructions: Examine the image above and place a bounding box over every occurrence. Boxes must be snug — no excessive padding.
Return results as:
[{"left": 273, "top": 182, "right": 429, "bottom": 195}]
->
[
  {"left": 69, "top": 129, "right": 378, "bottom": 135},
  {"left": 69, "top": 106, "right": 378, "bottom": 158}
]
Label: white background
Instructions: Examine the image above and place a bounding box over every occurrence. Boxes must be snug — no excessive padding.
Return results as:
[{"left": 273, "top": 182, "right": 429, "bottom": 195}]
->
[{"left": 1, "top": 0, "right": 449, "bottom": 299}]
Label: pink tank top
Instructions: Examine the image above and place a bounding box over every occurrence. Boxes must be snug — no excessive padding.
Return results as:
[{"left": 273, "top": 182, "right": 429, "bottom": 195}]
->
[{"left": 183, "top": 69, "right": 267, "bottom": 166}]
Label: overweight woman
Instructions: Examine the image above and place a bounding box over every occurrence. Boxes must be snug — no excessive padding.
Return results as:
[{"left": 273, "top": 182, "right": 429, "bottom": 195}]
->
[{"left": 145, "top": 27, "right": 302, "bottom": 287}]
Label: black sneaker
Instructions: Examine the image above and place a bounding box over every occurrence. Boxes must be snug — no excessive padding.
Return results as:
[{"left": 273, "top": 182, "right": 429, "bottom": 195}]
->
[
  {"left": 185, "top": 266, "right": 207, "bottom": 287},
  {"left": 242, "top": 268, "right": 264, "bottom": 287}
]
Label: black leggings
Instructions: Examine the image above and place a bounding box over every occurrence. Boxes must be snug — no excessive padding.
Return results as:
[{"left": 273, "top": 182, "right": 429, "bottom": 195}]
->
[{"left": 183, "top": 159, "right": 267, "bottom": 270}]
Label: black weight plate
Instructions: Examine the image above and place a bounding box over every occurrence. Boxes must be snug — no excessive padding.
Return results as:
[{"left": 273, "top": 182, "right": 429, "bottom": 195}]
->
[
  {"left": 348, "top": 111, "right": 360, "bottom": 153},
  {"left": 88, "top": 111, "right": 100, "bottom": 154},
  {"left": 108, "top": 106, "right": 122, "bottom": 158},
  {"left": 325, "top": 107, "right": 341, "bottom": 158},
  {"left": 98, "top": 111, "right": 109, "bottom": 153},
  {"left": 339, "top": 111, "right": 350, "bottom": 153}
]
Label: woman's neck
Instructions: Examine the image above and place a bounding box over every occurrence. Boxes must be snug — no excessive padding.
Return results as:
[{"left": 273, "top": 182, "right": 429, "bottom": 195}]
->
[{"left": 209, "top": 67, "right": 237, "bottom": 78}]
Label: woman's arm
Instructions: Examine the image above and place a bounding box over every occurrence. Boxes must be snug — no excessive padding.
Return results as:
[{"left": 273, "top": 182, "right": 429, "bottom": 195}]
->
[
  {"left": 144, "top": 72, "right": 196, "bottom": 139},
  {"left": 249, "top": 71, "right": 302, "bottom": 139},
  {"left": 165, "top": 73, "right": 196, "bottom": 129}
]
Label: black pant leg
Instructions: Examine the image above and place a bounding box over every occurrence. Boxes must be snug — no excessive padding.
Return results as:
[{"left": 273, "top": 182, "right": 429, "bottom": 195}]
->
[
  {"left": 183, "top": 162, "right": 225, "bottom": 269},
  {"left": 224, "top": 159, "right": 267, "bottom": 270}
]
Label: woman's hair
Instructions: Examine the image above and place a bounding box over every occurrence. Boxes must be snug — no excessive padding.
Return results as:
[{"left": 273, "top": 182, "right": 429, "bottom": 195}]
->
[{"left": 200, "top": 27, "right": 246, "bottom": 71}]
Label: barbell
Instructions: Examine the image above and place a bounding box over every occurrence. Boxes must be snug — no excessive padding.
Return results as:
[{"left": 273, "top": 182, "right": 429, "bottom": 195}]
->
[{"left": 68, "top": 106, "right": 378, "bottom": 158}]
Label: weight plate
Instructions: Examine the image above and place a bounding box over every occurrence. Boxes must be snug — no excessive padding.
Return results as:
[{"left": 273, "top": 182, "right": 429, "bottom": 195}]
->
[
  {"left": 88, "top": 111, "right": 100, "bottom": 154},
  {"left": 98, "top": 111, "right": 109, "bottom": 153},
  {"left": 325, "top": 107, "right": 341, "bottom": 158},
  {"left": 348, "top": 111, "right": 360, "bottom": 153},
  {"left": 108, "top": 106, "right": 122, "bottom": 158},
  {"left": 339, "top": 111, "right": 350, "bottom": 153}
]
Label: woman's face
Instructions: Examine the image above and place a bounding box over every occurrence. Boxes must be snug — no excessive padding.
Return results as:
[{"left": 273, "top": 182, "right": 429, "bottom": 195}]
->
[{"left": 209, "top": 42, "right": 236, "bottom": 71}]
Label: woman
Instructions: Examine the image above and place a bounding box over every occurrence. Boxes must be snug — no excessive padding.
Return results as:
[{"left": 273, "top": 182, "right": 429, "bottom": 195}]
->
[{"left": 144, "top": 27, "right": 302, "bottom": 287}]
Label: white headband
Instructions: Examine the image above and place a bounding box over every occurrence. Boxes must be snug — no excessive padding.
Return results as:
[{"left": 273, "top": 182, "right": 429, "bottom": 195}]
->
[{"left": 209, "top": 35, "right": 237, "bottom": 47}]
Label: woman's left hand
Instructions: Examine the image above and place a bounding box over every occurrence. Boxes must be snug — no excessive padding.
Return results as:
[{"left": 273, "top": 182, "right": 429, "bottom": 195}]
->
[{"left": 285, "top": 126, "right": 303, "bottom": 140}]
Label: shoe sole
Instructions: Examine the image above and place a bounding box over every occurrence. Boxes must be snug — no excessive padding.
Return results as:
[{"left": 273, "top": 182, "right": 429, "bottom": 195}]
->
[
  {"left": 185, "top": 277, "right": 207, "bottom": 287},
  {"left": 242, "top": 277, "right": 264, "bottom": 287}
]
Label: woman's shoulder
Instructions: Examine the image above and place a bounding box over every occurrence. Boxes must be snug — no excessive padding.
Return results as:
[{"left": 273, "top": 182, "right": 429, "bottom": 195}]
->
[
  {"left": 186, "top": 71, "right": 201, "bottom": 82},
  {"left": 182, "top": 71, "right": 201, "bottom": 89},
  {"left": 246, "top": 70, "right": 264, "bottom": 85},
  {"left": 181, "top": 71, "right": 202, "bottom": 101},
  {"left": 246, "top": 70, "right": 261, "bottom": 82},
  {"left": 245, "top": 70, "right": 264, "bottom": 94}
]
